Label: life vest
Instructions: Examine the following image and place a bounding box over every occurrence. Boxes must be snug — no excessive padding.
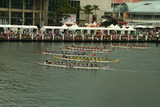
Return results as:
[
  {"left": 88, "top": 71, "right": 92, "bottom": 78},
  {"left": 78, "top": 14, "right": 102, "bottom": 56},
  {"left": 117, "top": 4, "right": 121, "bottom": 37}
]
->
[{"left": 143, "top": 44, "right": 146, "bottom": 47}]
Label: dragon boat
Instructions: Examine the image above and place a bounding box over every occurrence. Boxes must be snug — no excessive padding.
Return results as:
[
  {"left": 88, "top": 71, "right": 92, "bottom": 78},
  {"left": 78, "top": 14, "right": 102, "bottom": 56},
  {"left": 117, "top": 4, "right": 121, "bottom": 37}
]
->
[
  {"left": 59, "top": 48, "right": 114, "bottom": 53},
  {"left": 65, "top": 45, "right": 108, "bottom": 51},
  {"left": 38, "top": 51, "right": 91, "bottom": 56},
  {"left": 54, "top": 55, "right": 120, "bottom": 63},
  {"left": 36, "top": 62, "right": 110, "bottom": 70},
  {"left": 111, "top": 44, "right": 151, "bottom": 49}
]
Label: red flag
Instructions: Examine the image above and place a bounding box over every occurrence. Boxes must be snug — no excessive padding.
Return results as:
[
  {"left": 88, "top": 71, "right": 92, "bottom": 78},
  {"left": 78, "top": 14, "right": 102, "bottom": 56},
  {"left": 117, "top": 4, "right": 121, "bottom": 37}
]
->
[
  {"left": 92, "top": 54, "right": 96, "bottom": 56},
  {"left": 38, "top": 51, "right": 42, "bottom": 53}
]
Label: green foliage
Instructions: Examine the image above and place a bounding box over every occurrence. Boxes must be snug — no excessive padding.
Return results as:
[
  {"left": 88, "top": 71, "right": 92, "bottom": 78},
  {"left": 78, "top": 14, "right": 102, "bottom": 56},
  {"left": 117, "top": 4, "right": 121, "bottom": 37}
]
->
[
  {"left": 92, "top": 5, "right": 99, "bottom": 15},
  {"left": 82, "top": 5, "right": 94, "bottom": 14},
  {"left": 55, "top": 0, "right": 76, "bottom": 17},
  {"left": 49, "top": 0, "right": 78, "bottom": 25},
  {"left": 81, "top": 4, "right": 99, "bottom": 23}
]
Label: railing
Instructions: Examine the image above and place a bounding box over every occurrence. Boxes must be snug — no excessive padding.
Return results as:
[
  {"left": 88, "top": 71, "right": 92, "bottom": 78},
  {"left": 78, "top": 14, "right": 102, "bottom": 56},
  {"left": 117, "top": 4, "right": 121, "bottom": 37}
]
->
[{"left": 0, "top": 33, "right": 159, "bottom": 42}]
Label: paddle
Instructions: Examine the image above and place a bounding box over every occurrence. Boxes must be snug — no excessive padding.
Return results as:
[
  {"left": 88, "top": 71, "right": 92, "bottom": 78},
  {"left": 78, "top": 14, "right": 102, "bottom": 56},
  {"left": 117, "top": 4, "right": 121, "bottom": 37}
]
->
[
  {"left": 114, "top": 59, "right": 120, "bottom": 62},
  {"left": 54, "top": 56, "right": 59, "bottom": 58}
]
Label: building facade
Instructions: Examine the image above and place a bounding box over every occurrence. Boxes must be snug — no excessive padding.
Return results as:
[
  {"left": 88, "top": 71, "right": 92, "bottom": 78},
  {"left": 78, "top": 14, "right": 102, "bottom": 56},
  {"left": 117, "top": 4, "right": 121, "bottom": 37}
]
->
[
  {"left": 102, "top": 0, "right": 160, "bottom": 27},
  {"left": 0, "top": 0, "right": 111, "bottom": 26},
  {"left": 79, "top": 0, "right": 111, "bottom": 25},
  {"left": 0, "top": 0, "right": 48, "bottom": 27},
  {"left": 48, "top": 0, "right": 111, "bottom": 25},
  {"left": 114, "top": 0, "right": 160, "bottom": 26}
]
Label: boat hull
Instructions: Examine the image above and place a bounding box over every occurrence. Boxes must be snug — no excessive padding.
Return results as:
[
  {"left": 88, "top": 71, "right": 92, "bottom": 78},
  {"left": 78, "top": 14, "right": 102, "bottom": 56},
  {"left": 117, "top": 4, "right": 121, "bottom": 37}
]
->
[
  {"left": 37, "top": 62, "right": 109, "bottom": 69},
  {"left": 54, "top": 57, "right": 119, "bottom": 63},
  {"left": 111, "top": 45, "right": 151, "bottom": 49}
]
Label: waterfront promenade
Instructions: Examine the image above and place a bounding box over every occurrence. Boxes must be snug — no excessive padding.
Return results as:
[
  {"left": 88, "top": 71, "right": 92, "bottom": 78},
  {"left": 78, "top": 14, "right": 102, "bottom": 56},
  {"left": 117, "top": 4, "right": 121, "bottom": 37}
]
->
[
  {"left": 0, "top": 38, "right": 159, "bottom": 43},
  {"left": 0, "top": 24, "right": 159, "bottom": 43}
]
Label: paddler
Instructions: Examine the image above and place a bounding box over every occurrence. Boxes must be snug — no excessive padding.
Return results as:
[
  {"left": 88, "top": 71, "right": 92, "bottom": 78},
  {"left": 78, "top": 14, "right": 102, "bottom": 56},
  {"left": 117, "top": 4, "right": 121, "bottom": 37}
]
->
[
  {"left": 54, "top": 61, "right": 56, "bottom": 64},
  {"left": 48, "top": 59, "right": 51, "bottom": 64},
  {"left": 104, "top": 55, "right": 108, "bottom": 60},
  {"left": 45, "top": 48, "right": 49, "bottom": 52},
  {"left": 74, "top": 62, "right": 77, "bottom": 66},
  {"left": 66, "top": 62, "right": 68, "bottom": 66},
  {"left": 86, "top": 63, "right": 89, "bottom": 67},
  {"left": 143, "top": 43, "right": 146, "bottom": 47},
  {"left": 78, "top": 63, "right": 81, "bottom": 66},
  {"left": 62, "top": 54, "right": 66, "bottom": 58},
  {"left": 94, "top": 62, "right": 97, "bottom": 67},
  {"left": 61, "top": 62, "right": 64, "bottom": 65},
  {"left": 46, "top": 58, "right": 49, "bottom": 64},
  {"left": 90, "top": 63, "right": 93, "bottom": 67}
]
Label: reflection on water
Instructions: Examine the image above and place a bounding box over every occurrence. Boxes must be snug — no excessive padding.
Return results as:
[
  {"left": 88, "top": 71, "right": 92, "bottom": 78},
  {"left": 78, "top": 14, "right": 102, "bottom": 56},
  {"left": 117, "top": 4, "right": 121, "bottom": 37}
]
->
[{"left": 0, "top": 42, "right": 160, "bottom": 107}]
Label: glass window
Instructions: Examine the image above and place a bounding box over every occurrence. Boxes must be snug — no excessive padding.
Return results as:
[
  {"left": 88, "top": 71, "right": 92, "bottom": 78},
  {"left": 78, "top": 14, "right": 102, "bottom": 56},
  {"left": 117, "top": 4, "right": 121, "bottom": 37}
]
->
[
  {"left": 48, "top": 0, "right": 54, "bottom": 11},
  {"left": 24, "top": 0, "right": 33, "bottom": 9},
  {"left": 0, "top": 0, "right": 9, "bottom": 8},
  {"left": 25, "top": 19, "right": 33, "bottom": 25},
  {"left": 0, "top": 18, "right": 9, "bottom": 24},
  {"left": 25, "top": 12, "right": 33, "bottom": 18},
  {"left": 11, "top": 18, "right": 22, "bottom": 25},
  {"left": 11, "top": 0, "right": 22, "bottom": 9},
  {"left": 0, "top": 11, "right": 9, "bottom": 17},
  {"left": 11, "top": 12, "right": 22, "bottom": 18},
  {"left": 35, "top": 0, "right": 40, "bottom": 10},
  {"left": 35, "top": 19, "right": 40, "bottom": 26}
]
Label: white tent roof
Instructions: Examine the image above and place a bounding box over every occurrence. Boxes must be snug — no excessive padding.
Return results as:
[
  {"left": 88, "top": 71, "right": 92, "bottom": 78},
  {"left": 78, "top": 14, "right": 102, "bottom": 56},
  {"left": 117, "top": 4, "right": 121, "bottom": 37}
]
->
[{"left": 61, "top": 24, "right": 68, "bottom": 28}]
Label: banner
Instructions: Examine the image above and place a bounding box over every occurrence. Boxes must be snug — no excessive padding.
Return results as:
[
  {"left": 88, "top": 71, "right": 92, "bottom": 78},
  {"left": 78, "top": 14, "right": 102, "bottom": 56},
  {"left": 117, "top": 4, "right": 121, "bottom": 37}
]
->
[{"left": 62, "top": 14, "right": 76, "bottom": 25}]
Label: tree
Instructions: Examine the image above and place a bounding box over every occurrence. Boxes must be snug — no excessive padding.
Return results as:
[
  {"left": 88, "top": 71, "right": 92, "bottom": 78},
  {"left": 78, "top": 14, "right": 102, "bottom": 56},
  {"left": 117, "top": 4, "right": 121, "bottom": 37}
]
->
[
  {"left": 75, "top": 5, "right": 82, "bottom": 15},
  {"left": 82, "top": 5, "right": 94, "bottom": 23},
  {"left": 56, "top": 0, "right": 75, "bottom": 19},
  {"left": 92, "top": 5, "right": 99, "bottom": 22},
  {"left": 51, "top": 0, "right": 77, "bottom": 25},
  {"left": 92, "top": 5, "right": 99, "bottom": 16}
]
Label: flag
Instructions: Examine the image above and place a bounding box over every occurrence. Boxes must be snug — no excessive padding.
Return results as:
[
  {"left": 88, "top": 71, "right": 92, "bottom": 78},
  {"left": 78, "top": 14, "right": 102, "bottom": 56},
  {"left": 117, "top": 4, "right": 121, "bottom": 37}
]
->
[
  {"left": 91, "top": 54, "right": 96, "bottom": 56},
  {"left": 38, "top": 51, "right": 42, "bottom": 53},
  {"left": 107, "top": 50, "right": 112, "bottom": 53}
]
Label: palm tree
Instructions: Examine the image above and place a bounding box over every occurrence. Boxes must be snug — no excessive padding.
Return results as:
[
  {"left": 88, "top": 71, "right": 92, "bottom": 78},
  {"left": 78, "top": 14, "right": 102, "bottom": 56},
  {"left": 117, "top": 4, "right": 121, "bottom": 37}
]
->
[
  {"left": 92, "top": 5, "right": 99, "bottom": 16},
  {"left": 82, "top": 5, "right": 94, "bottom": 23},
  {"left": 92, "top": 5, "right": 99, "bottom": 22}
]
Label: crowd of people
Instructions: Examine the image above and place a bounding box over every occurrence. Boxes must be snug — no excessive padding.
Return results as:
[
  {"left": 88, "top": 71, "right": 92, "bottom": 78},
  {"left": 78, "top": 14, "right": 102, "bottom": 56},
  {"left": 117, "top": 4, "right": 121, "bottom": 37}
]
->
[{"left": 0, "top": 26, "right": 159, "bottom": 41}]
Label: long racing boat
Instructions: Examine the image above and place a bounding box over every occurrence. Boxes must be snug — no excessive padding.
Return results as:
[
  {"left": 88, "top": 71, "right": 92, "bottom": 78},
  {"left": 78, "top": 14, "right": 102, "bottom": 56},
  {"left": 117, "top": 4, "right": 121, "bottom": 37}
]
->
[
  {"left": 111, "top": 44, "right": 151, "bottom": 49},
  {"left": 38, "top": 51, "right": 91, "bottom": 56},
  {"left": 36, "top": 62, "right": 110, "bottom": 70},
  {"left": 59, "top": 48, "right": 114, "bottom": 53},
  {"left": 54, "top": 56, "right": 120, "bottom": 63}
]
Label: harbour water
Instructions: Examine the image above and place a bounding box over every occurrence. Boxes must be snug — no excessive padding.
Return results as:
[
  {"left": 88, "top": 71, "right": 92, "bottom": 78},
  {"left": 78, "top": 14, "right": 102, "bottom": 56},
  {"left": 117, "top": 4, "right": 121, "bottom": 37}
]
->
[{"left": 0, "top": 42, "right": 160, "bottom": 107}]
